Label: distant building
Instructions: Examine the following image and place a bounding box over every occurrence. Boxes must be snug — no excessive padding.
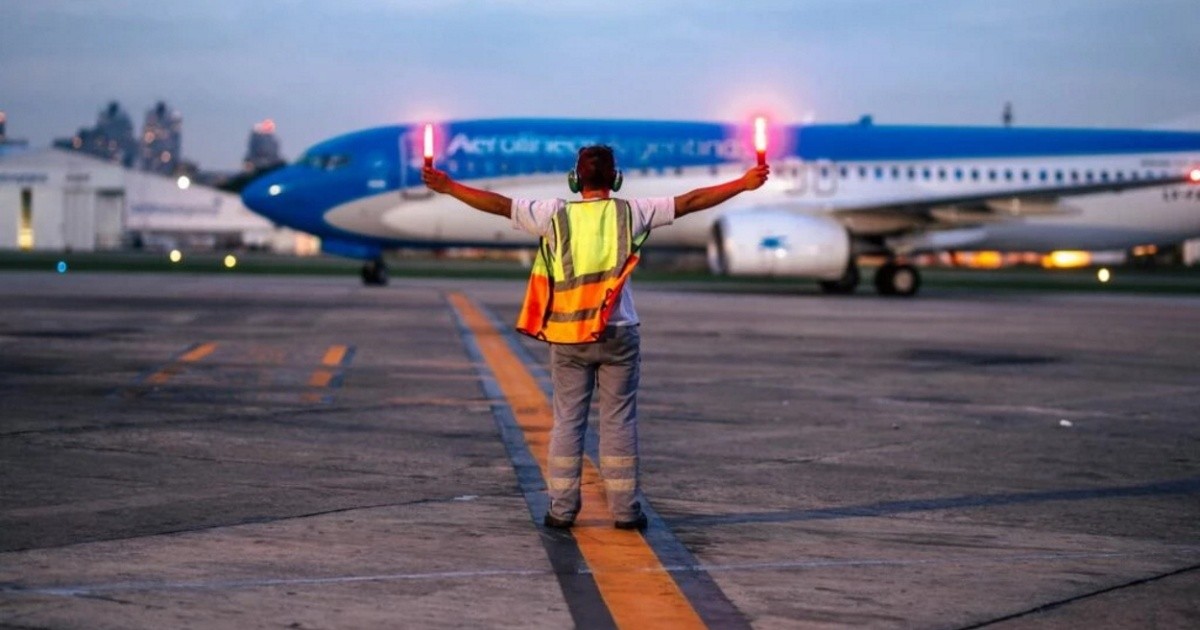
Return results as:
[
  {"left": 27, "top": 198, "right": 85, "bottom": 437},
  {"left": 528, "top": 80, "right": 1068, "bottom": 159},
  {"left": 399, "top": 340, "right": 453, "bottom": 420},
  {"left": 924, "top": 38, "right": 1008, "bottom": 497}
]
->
[
  {"left": 140, "top": 101, "right": 183, "bottom": 175},
  {"left": 52, "top": 101, "right": 138, "bottom": 167},
  {"left": 244, "top": 119, "right": 284, "bottom": 172},
  {"left": 0, "top": 147, "right": 305, "bottom": 253},
  {"left": 0, "top": 111, "right": 31, "bottom": 157}
]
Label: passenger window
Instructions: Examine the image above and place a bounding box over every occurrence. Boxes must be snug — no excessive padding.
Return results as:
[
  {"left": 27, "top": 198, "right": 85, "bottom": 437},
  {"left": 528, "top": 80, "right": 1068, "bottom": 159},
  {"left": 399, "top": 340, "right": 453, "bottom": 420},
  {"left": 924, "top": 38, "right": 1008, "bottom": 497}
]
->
[
  {"left": 971, "top": 169, "right": 980, "bottom": 181},
  {"left": 907, "top": 167, "right": 916, "bottom": 180},
  {"left": 1055, "top": 170, "right": 1064, "bottom": 182},
  {"left": 922, "top": 168, "right": 931, "bottom": 180},
  {"left": 954, "top": 168, "right": 963, "bottom": 181},
  {"left": 839, "top": 166, "right": 849, "bottom": 178},
  {"left": 875, "top": 167, "right": 884, "bottom": 179},
  {"left": 1039, "top": 170, "right": 1048, "bottom": 182},
  {"left": 1070, "top": 170, "right": 1079, "bottom": 182},
  {"left": 1021, "top": 170, "right": 1030, "bottom": 181},
  {"left": 1085, "top": 171, "right": 1094, "bottom": 181},
  {"left": 891, "top": 166, "right": 900, "bottom": 179},
  {"left": 859, "top": 166, "right": 868, "bottom": 178},
  {"left": 1004, "top": 169, "right": 1013, "bottom": 181},
  {"left": 988, "top": 170, "right": 997, "bottom": 181},
  {"left": 1100, "top": 171, "right": 1109, "bottom": 181}
]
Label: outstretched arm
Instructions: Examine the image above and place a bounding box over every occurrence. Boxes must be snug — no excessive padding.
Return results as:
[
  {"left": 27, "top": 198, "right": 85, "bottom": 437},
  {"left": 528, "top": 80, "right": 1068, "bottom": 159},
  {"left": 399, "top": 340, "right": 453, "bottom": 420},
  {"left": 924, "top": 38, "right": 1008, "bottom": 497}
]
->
[
  {"left": 422, "top": 167, "right": 512, "bottom": 218},
  {"left": 673, "top": 165, "right": 769, "bottom": 218}
]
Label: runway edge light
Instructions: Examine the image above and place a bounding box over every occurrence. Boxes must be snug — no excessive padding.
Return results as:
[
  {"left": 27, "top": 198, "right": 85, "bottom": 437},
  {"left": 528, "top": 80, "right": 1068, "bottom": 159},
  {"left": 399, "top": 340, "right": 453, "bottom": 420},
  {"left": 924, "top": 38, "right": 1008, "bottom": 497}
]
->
[
  {"left": 754, "top": 116, "right": 768, "bottom": 166},
  {"left": 423, "top": 124, "right": 434, "bottom": 168}
]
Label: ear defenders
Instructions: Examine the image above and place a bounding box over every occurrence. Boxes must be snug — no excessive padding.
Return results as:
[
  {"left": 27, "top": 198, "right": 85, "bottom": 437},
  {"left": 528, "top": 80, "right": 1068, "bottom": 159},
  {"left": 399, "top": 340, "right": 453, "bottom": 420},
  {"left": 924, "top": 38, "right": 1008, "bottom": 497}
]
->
[{"left": 567, "top": 168, "right": 623, "bottom": 193}]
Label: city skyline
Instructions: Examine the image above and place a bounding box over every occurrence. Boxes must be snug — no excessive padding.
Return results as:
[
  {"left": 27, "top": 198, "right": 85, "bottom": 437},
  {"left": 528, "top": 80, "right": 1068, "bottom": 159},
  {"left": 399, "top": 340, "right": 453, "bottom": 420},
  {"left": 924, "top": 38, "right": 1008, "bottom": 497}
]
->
[
  {"left": 44, "top": 99, "right": 280, "bottom": 178},
  {"left": 2, "top": 0, "right": 1198, "bottom": 170}
]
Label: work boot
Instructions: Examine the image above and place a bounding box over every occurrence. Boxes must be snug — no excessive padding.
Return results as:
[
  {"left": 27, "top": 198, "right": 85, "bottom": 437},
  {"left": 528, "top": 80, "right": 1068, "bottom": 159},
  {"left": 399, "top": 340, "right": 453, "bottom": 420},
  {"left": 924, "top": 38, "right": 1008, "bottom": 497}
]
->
[
  {"left": 614, "top": 513, "right": 647, "bottom": 531},
  {"left": 543, "top": 513, "right": 574, "bottom": 529}
]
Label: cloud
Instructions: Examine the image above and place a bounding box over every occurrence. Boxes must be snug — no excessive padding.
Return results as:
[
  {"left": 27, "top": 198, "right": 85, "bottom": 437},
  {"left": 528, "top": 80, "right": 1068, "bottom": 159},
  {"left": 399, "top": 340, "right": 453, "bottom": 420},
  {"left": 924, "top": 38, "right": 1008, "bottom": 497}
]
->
[{"left": 3, "top": 0, "right": 1197, "bottom": 168}]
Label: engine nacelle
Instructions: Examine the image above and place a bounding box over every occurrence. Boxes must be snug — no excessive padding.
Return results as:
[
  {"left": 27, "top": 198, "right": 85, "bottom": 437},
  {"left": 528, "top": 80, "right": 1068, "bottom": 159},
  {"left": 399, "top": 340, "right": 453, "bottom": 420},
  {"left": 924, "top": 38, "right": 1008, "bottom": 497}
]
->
[{"left": 707, "top": 211, "right": 850, "bottom": 280}]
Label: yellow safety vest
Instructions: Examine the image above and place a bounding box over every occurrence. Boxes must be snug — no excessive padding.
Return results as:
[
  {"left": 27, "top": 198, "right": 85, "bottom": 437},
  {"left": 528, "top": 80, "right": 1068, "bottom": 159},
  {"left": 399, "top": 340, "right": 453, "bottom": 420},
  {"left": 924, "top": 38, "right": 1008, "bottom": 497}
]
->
[{"left": 516, "top": 199, "right": 648, "bottom": 344}]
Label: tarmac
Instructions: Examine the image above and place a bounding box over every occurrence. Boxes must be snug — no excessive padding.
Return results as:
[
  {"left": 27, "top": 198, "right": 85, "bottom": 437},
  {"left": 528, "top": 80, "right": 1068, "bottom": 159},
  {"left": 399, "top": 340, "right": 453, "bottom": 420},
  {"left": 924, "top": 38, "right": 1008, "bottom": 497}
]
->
[{"left": 1, "top": 270, "right": 1197, "bottom": 629}]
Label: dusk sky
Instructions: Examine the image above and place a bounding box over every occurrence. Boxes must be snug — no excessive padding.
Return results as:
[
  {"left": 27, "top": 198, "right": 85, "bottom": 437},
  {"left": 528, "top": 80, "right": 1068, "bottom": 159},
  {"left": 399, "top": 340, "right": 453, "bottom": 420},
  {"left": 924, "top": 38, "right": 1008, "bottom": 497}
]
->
[{"left": 2, "top": 0, "right": 1198, "bottom": 170}]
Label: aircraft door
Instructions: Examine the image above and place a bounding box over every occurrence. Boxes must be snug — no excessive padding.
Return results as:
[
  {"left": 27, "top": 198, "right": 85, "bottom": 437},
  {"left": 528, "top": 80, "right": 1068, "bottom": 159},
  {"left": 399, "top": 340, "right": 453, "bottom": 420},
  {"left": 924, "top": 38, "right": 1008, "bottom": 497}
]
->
[
  {"left": 814, "top": 159, "right": 838, "bottom": 196},
  {"left": 782, "top": 157, "right": 807, "bottom": 196}
]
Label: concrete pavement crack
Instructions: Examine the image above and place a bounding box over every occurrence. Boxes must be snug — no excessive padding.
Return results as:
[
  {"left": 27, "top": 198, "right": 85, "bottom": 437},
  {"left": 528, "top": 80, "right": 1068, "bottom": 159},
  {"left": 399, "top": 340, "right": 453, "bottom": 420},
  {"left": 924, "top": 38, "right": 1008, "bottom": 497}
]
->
[{"left": 952, "top": 562, "right": 1200, "bottom": 629}]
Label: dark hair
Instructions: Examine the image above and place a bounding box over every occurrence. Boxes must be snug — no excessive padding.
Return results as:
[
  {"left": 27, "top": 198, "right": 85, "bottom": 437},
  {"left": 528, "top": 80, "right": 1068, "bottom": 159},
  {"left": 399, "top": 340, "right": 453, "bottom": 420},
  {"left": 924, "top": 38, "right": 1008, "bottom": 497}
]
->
[{"left": 575, "top": 145, "right": 618, "bottom": 190}]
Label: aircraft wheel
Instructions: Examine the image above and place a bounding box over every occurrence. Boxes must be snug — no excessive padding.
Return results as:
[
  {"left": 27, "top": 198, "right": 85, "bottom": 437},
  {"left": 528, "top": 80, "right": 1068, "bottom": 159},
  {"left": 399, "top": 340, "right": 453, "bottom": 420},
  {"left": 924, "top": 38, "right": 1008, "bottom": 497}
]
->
[
  {"left": 873, "top": 264, "right": 896, "bottom": 295},
  {"left": 818, "top": 263, "right": 860, "bottom": 294},
  {"left": 361, "top": 260, "right": 389, "bottom": 286},
  {"left": 875, "top": 263, "right": 920, "bottom": 297}
]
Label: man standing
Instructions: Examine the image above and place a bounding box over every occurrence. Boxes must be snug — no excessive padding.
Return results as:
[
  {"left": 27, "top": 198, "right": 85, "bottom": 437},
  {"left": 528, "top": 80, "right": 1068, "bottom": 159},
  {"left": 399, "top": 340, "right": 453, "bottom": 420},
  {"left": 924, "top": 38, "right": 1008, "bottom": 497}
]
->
[{"left": 423, "top": 145, "right": 768, "bottom": 530}]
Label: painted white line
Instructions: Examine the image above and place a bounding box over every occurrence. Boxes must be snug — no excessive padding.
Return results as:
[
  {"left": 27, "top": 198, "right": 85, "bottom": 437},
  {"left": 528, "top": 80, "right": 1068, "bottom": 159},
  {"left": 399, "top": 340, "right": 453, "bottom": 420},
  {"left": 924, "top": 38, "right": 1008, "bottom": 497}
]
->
[
  {"left": 7, "top": 548, "right": 1198, "bottom": 598},
  {"left": 11, "top": 568, "right": 549, "bottom": 597}
]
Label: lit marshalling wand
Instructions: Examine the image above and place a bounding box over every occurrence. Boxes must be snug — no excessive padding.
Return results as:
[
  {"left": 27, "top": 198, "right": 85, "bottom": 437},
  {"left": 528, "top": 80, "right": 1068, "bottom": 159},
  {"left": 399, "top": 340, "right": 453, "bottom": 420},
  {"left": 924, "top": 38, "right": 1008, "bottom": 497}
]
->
[
  {"left": 754, "top": 116, "right": 768, "bottom": 167},
  {"left": 423, "top": 124, "right": 434, "bottom": 168}
]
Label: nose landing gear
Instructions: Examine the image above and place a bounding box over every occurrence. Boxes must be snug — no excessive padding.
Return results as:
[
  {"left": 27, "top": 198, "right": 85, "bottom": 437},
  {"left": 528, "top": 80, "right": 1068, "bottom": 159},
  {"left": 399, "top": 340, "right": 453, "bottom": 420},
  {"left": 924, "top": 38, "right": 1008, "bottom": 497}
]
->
[{"left": 361, "top": 259, "right": 389, "bottom": 286}]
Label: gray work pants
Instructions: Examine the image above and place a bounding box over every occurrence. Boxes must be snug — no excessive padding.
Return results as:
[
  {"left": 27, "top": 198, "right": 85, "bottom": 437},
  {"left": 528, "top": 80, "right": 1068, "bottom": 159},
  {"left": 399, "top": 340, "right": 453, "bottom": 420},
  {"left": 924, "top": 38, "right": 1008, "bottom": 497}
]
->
[{"left": 546, "top": 325, "right": 642, "bottom": 522}]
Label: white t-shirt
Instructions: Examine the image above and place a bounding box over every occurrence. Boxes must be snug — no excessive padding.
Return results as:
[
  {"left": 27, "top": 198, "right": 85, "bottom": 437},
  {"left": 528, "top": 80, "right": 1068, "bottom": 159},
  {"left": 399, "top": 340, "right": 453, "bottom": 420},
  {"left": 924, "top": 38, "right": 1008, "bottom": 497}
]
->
[{"left": 511, "top": 197, "right": 676, "bottom": 326}]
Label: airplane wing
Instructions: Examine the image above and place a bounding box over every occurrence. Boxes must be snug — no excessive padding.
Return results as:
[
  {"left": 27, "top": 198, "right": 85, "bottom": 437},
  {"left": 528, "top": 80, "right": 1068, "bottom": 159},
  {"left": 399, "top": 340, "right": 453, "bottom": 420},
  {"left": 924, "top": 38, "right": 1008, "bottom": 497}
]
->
[{"left": 816, "top": 172, "right": 1190, "bottom": 237}]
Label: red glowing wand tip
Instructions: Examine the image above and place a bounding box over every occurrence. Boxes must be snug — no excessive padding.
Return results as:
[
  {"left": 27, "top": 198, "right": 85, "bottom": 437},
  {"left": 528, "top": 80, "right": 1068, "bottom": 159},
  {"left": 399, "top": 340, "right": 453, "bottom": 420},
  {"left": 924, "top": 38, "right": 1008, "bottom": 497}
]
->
[
  {"left": 753, "top": 116, "right": 768, "bottom": 166},
  {"left": 423, "top": 124, "right": 434, "bottom": 168}
]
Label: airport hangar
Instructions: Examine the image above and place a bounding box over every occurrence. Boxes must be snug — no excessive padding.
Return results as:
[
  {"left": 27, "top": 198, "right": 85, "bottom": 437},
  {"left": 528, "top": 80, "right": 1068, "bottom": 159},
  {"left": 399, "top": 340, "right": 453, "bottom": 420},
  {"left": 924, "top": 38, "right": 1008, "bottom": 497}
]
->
[{"left": 0, "top": 147, "right": 313, "bottom": 254}]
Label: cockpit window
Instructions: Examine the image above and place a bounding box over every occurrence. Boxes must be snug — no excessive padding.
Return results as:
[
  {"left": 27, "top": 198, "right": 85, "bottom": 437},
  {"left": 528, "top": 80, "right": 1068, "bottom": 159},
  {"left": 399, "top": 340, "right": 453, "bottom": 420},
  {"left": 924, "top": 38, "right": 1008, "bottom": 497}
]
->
[{"left": 297, "top": 153, "right": 351, "bottom": 170}]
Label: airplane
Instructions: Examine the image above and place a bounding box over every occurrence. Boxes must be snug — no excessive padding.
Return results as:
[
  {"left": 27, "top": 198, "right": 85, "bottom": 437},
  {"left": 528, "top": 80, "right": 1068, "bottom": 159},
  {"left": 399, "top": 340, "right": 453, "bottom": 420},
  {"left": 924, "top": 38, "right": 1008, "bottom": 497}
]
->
[{"left": 240, "top": 117, "right": 1200, "bottom": 295}]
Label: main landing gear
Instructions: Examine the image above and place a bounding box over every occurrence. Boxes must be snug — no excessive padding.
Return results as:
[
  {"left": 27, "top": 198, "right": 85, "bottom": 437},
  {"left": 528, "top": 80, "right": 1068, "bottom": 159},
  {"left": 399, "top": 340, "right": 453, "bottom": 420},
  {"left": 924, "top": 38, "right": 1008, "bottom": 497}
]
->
[
  {"left": 361, "top": 259, "right": 388, "bottom": 286},
  {"left": 818, "top": 264, "right": 860, "bottom": 294},
  {"left": 873, "top": 261, "right": 920, "bottom": 296},
  {"left": 818, "top": 260, "right": 921, "bottom": 296}
]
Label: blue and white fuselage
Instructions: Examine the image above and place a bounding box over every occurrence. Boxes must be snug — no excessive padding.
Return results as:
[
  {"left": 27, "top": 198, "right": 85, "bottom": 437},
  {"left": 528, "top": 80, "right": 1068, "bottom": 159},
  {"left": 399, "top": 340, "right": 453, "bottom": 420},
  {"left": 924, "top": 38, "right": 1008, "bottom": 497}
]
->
[{"left": 242, "top": 118, "right": 1200, "bottom": 294}]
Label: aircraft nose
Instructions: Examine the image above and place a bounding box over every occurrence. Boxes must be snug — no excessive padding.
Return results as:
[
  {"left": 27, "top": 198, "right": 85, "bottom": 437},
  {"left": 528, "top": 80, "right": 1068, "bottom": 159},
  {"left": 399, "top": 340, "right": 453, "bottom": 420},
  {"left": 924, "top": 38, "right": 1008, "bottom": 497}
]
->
[{"left": 241, "top": 173, "right": 287, "bottom": 218}]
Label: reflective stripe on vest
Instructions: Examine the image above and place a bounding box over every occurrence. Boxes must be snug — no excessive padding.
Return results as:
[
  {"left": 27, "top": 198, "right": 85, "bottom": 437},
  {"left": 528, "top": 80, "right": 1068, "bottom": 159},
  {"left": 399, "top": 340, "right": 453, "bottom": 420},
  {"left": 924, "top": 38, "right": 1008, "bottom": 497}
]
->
[{"left": 515, "top": 199, "right": 647, "bottom": 344}]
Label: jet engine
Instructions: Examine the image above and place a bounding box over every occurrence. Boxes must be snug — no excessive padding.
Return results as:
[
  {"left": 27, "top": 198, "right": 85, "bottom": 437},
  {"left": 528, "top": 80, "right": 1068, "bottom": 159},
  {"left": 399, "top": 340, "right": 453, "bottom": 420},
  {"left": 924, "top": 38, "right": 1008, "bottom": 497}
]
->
[{"left": 706, "top": 211, "right": 851, "bottom": 280}]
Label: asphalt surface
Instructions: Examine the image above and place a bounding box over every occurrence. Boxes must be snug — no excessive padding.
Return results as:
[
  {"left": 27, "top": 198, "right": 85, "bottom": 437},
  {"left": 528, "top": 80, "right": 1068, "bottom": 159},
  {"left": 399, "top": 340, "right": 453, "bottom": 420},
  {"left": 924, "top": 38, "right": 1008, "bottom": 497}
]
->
[{"left": 1, "top": 271, "right": 1197, "bottom": 629}]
